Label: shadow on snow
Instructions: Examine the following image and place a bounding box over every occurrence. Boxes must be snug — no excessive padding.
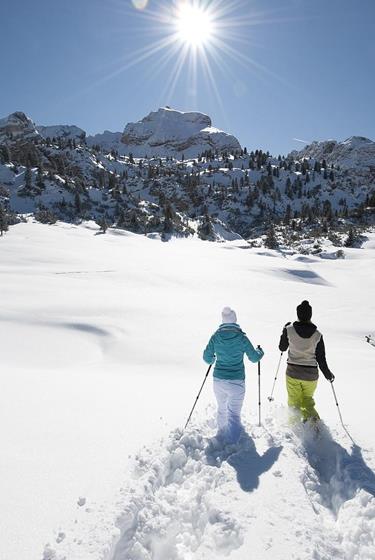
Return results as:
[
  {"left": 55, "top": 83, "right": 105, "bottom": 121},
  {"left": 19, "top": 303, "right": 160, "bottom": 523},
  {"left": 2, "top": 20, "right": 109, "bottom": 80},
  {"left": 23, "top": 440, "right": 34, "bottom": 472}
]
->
[
  {"left": 205, "top": 431, "right": 282, "bottom": 493},
  {"left": 302, "top": 425, "right": 375, "bottom": 514}
]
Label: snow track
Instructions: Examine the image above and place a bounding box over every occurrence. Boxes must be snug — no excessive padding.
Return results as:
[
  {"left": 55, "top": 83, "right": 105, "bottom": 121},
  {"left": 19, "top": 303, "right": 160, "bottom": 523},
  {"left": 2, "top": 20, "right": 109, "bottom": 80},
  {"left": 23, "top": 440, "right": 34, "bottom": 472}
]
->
[
  {"left": 44, "top": 412, "right": 375, "bottom": 560},
  {"left": 112, "top": 426, "right": 244, "bottom": 560}
]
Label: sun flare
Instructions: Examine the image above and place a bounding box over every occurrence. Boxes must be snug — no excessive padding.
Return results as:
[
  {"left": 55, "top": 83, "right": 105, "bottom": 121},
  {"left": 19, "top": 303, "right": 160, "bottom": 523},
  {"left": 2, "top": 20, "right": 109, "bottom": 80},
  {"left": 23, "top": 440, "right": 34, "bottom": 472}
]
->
[
  {"left": 117, "top": 0, "right": 281, "bottom": 110},
  {"left": 175, "top": 3, "right": 214, "bottom": 48}
]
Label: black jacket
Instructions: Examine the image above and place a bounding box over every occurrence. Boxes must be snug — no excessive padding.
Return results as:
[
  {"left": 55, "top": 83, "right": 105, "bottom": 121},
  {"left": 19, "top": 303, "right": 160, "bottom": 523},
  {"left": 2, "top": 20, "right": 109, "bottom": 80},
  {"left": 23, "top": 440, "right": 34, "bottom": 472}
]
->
[{"left": 279, "top": 321, "right": 333, "bottom": 380}]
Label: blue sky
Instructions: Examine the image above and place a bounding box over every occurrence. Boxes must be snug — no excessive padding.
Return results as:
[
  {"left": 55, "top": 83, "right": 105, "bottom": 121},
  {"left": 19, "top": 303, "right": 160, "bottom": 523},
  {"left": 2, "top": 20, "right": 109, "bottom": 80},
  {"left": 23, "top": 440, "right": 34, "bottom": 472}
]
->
[{"left": 1, "top": 0, "right": 374, "bottom": 155}]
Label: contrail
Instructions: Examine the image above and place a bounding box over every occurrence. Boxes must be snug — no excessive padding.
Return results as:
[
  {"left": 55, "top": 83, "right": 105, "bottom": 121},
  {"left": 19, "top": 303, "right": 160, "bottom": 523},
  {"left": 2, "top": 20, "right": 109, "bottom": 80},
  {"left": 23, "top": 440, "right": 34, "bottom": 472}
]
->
[{"left": 293, "top": 138, "right": 311, "bottom": 144}]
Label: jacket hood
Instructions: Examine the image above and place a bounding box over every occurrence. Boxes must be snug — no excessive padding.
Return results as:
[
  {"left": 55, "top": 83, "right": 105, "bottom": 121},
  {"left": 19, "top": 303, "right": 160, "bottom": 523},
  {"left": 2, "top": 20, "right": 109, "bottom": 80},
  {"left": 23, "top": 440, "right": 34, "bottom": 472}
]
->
[
  {"left": 293, "top": 321, "right": 317, "bottom": 338},
  {"left": 216, "top": 323, "right": 244, "bottom": 340}
]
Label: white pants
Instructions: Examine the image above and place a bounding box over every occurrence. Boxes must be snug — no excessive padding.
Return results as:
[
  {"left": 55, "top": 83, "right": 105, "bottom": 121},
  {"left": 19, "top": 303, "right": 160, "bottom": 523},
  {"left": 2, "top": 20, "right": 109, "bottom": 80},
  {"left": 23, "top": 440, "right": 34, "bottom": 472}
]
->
[{"left": 213, "top": 378, "right": 245, "bottom": 443}]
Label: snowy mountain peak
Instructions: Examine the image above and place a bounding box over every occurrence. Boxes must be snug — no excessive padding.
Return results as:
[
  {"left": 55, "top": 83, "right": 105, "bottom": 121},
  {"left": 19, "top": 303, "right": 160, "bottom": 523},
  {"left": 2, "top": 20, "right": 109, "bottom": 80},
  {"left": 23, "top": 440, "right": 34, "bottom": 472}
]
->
[
  {"left": 0, "top": 111, "right": 39, "bottom": 142},
  {"left": 86, "top": 130, "right": 123, "bottom": 151},
  {"left": 341, "top": 135, "right": 373, "bottom": 148},
  {"left": 0, "top": 105, "right": 243, "bottom": 159},
  {"left": 141, "top": 106, "right": 212, "bottom": 128},
  {"left": 0, "top": 112, "right": 86, "bottom": 146},
  {"left": 291, "top": 135, "right": 375, "bottom": 170},
  {"left": 120, "top": 107, "right": 241, "bottom": 157},
  {"left": 0, "top": 111, "right": 33, "bottom": 127},
  {"left": 37, "top": 124, "right": 86, "bottom": 141}
]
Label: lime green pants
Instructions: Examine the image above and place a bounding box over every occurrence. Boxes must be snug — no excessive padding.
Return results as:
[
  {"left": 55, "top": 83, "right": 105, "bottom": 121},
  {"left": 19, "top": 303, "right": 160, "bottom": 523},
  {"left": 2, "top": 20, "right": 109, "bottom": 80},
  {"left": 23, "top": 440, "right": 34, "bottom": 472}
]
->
[{"left": 286, "top": 375, "right": 320, "bottom": 421}]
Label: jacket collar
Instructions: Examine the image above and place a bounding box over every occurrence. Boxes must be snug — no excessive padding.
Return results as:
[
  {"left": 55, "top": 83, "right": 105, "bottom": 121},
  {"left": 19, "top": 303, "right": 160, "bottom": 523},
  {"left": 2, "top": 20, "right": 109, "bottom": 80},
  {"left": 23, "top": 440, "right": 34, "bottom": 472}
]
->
[{"left": 218, "top": 323, "right": 244, "bottom": 334}]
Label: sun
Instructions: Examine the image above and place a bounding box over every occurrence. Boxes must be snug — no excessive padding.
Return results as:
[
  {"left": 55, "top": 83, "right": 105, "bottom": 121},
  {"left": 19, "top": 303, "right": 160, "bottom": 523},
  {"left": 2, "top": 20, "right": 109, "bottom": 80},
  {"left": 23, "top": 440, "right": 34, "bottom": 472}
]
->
[
  {"left": 110, "top": 0, "right": 283, "bottom": 111},
  {"left": 175, "top": 2, "right": 214, "bottom": 48}
]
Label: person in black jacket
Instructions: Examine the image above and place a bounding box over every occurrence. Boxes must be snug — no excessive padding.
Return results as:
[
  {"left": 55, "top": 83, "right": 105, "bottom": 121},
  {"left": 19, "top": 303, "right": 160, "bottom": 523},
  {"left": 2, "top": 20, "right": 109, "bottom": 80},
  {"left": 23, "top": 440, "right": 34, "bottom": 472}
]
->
[{"left": 279, "top": 300, "right": 334, "bottom": 422}]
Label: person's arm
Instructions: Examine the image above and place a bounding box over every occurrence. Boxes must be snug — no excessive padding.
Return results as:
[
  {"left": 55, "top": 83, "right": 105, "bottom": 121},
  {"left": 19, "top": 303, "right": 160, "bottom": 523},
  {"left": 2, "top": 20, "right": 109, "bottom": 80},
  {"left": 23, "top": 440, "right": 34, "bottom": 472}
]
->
[
  {"left": 279, "top": 323, "right": 290, "bottom": 352},
  {"left": 316, "top": 336, "right": 335, "bottom": 381},
  {"left": 243, "top": 336, "right": 264, "bottom": 363},
  {"left": 203, "top": 336, "right": 216, "bottom": 364}
]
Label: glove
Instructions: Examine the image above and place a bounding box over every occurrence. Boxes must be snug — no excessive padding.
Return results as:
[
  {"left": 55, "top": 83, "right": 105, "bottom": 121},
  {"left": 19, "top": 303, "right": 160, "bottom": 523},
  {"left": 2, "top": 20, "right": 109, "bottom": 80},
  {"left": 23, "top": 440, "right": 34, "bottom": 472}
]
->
[
  {"left": 257, "top": 345, "right": 264, "bottom": 357},
  {"left": 326, "top": 372, "right": 335, "bottom": 382}
]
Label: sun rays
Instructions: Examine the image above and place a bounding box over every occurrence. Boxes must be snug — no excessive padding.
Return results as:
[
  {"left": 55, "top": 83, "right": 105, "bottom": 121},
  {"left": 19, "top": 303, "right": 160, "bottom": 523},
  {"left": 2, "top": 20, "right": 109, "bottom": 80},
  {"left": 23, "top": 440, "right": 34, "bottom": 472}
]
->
[
  {"left": 121, "top": 0, "right": 259, "bottom": 106},
  {"left": 87, "top": 0, "right": 296, "bottom": 114}
]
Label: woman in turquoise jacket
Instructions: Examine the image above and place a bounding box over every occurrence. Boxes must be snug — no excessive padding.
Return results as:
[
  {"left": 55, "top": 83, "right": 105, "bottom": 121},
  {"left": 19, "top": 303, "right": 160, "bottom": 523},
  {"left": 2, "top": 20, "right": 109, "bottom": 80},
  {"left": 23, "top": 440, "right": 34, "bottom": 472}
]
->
[{"left": 203, "top": 307, "right": 264, "bottom": 443}]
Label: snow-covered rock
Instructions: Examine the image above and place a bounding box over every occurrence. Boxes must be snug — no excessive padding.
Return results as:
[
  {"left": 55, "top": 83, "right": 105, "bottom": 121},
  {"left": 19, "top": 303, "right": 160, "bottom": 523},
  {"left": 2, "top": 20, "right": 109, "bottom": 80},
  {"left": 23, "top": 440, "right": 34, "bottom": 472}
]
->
[
  {"left": 37, "top": 124, "right": 86, "bottom": 142},
  {"left": 120, "top": 107, "right": 241, "bottom": 157},
  {"left": 290, "top": 136, "right": 375, "bottom": 170},
  {"left": 0, "top": 113, "right": 86, "bottom": 145},
  {"left": 0, "top": 111, "right": 39, "bottom": 143}
]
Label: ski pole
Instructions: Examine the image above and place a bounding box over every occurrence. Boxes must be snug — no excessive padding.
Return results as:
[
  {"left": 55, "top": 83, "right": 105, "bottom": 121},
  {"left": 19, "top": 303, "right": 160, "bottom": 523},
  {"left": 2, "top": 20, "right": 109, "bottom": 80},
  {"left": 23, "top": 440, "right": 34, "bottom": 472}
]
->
[
  {"left": 268, "top": 352, "right": 283, "bottom": 402},
  {"left": 330, "top": 381, "right": 355, "bottom": 445},
  {"left": 257, "top": 350, "right": 261, "bottom": 427},
  {"left": 184, "top": 363, "right": 213, "bottom": 430}
]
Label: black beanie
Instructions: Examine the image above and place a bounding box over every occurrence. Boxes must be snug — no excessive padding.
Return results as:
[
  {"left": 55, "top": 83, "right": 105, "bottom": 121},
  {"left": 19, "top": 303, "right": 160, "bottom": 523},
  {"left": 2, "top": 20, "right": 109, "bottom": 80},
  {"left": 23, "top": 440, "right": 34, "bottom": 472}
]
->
[{"left": 297, "top": 300, "right": 312, "bottom": 322}]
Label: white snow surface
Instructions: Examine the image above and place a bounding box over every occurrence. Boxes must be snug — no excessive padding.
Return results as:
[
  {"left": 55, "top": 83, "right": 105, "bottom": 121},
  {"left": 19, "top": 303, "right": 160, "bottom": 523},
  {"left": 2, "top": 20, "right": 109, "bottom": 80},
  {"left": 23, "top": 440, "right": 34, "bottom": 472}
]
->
[{"left": 1, "top": 222, "right": 375, "bottom": 560}]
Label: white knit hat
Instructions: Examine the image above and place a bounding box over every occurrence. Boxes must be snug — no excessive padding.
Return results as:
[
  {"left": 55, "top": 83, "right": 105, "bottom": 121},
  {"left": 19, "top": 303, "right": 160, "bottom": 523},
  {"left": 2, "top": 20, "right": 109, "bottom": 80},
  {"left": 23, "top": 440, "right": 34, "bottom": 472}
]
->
[{"left": 222, "top": 306, "right": 237, "bottom": 324}]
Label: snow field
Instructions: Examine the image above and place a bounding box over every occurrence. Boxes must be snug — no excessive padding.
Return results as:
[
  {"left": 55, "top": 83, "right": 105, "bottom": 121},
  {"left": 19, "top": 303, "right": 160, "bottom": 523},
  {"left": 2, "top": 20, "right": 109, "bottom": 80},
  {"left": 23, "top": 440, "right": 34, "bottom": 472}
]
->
[
  {"left": 45, "top": 410, "right": 375, "bottom": 560},
  {"left": 0, "top": 221, "right": 374, "bottom": 560}
]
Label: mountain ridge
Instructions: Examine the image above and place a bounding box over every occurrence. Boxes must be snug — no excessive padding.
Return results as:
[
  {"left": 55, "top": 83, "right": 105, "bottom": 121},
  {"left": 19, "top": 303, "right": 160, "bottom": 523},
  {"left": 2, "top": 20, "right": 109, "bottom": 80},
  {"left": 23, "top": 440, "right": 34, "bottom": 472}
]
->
[
  {"left": 2, "top": 108, "right": 373, "bottom": 162},
  {"left": 0, "top": 107, "right": 374, "bottom": 248}
]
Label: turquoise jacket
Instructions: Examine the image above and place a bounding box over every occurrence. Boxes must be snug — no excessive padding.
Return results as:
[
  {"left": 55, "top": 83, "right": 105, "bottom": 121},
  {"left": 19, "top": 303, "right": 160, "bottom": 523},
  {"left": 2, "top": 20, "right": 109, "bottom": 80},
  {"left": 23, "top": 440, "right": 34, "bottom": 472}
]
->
[{"left": 203, "top": 323, "right": 264, "bottom": 380}]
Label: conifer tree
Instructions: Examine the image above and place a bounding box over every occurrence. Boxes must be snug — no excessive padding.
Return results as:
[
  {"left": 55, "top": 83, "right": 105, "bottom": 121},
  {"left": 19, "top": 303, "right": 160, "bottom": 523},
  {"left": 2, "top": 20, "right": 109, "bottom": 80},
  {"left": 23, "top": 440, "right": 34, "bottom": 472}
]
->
[
  {"left": 284, "top": 204, "right": 291, "bottom": 225},
  {"left": 264, "top": 226, "right": 278, "bottom": 249},
  {"left": 74, "top": 191, "right": 82, "bottom": 215},
  {"left": 25, "top": 167, "right": 32, "bottom": 190},
  {"left": 97, "top": 216, "right": 108, "bottom": 233},
  {"left": 368, "top": 191, "right": 375, "bottom": 207},
  {"left": 0, "top": 206, "right": 8, "bottom": 236},
  {"left": 197, "top": 208, "right": 214, "bottom": 241},
  {"left": 0, "top": 145, "right": 11, "bottom": 164},
  {"left": 345, "top": 227, "right": 356, "bottom": 247},
  {"left": 163, "top": 203, "right": 174, "bottom": 233},
  {"left": 36, "top": 167, "right": 44, "bottom": 190}
]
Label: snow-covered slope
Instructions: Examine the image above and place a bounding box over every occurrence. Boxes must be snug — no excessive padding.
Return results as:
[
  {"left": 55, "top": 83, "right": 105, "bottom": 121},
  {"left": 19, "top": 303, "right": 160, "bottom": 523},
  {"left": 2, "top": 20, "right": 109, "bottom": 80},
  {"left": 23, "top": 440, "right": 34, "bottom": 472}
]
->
[
  {"left": 1, "top": 221, "right": 374, "bottom": 560},
  {"left": 37, "top": 124, "right": 86, "bottom": 141},
  {"left": 120, "top": 107, "right": 241, "bottom": 157},
  {"left": 290, "top": 136, "right": 375, "bottom": 171}
]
